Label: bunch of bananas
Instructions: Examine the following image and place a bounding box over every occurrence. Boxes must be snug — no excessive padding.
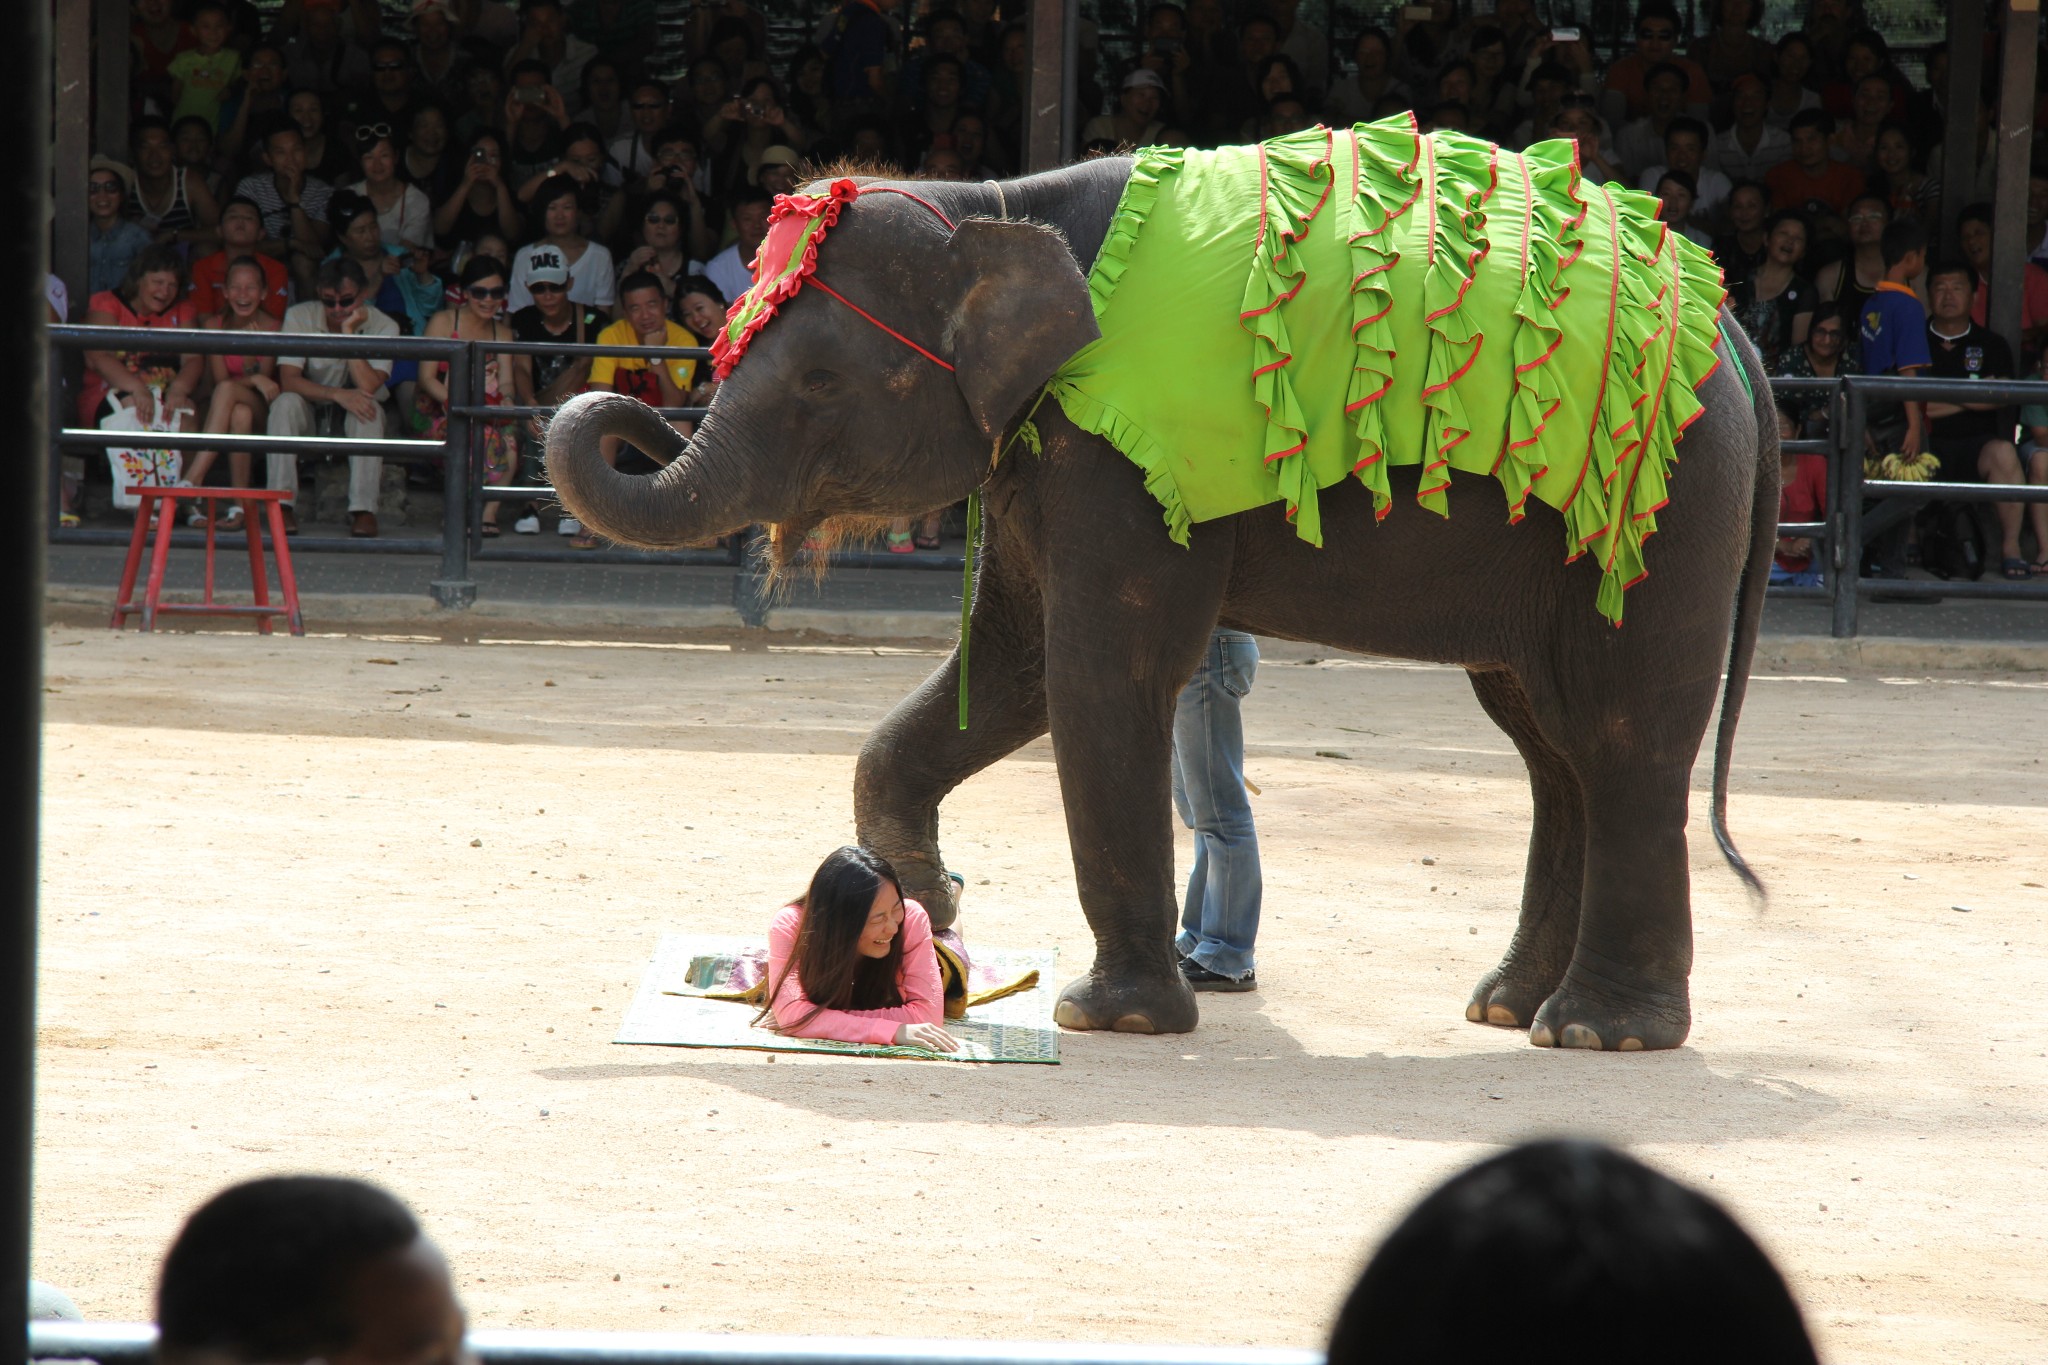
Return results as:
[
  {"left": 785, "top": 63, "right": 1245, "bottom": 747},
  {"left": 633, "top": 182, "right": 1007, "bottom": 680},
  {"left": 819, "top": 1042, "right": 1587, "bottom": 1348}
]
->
[{"left": 1863, "top": 451, "right": 1942, "bottom": 480}]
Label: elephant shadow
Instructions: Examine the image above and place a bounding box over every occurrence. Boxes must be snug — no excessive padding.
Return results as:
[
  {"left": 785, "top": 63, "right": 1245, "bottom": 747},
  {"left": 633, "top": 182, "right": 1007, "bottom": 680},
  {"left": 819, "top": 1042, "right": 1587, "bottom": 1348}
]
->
[{"left": 535, "top": 1001, "right": 1839, "bottom": 1145}]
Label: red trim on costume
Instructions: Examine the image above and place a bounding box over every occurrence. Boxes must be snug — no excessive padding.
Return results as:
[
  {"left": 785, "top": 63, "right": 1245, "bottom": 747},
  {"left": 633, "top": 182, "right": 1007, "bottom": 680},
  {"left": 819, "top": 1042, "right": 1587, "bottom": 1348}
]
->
[
  {"left": 1344, "top": 379, "right": 1393, "bottom": 413},
  {"left": 1562, "top": 187, "right": 1625, "bottom": 517},
  {"left": 1420, "top": 334, "right": 1484, "bottom": 397},
  {"left": 1606, "top": 243, "right": 1687, "bottom": 568}
]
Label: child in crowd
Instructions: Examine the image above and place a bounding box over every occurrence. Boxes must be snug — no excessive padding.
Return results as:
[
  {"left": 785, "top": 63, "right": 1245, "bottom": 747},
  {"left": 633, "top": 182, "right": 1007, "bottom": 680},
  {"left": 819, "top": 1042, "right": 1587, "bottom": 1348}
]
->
[
  {"left": 758, "top": 846, "right": 960, "bottom": 1052},
  {"left": 1771, "top": 402, "right": 1826, "bottom": 587},
  {"left": 168, "top": 2, "right": 242, "bottom": 132}
]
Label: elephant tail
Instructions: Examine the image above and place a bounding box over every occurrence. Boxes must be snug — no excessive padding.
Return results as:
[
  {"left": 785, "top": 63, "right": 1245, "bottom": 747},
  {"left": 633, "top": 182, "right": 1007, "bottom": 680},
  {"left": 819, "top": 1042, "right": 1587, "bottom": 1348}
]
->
[{"left": 1709, "top": 315, "right": 1776, "bottom": 902}]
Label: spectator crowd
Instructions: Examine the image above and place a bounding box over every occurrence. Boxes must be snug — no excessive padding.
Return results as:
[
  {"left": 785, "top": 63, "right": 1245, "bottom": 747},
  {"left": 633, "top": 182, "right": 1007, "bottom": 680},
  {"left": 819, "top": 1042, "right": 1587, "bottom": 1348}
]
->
[{"left": 58, "top": 0, "right": 2048, "bottom": 569}]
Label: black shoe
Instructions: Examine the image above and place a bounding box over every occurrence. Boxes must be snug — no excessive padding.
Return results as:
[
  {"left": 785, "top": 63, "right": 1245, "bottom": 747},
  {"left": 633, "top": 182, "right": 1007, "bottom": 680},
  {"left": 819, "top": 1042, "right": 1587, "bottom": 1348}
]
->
[{"left": 1179, "top": 957, "right": 1257, "bottom": 992}]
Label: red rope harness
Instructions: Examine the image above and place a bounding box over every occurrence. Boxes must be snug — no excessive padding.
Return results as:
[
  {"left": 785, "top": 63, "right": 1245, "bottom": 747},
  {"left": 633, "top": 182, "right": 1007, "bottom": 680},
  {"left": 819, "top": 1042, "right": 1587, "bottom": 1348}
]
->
[
  {"left": 807, "top": 277, "right": 957, "bottom": 371},
  {"left": 809, "top": 186, "right": 959, "bottom": 372}
]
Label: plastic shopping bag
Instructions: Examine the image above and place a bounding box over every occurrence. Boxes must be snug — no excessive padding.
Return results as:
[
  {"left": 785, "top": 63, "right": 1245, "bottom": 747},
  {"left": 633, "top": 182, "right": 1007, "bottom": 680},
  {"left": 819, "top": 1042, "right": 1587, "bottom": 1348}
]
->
[{"left": 101, "top": 391, "right": 185, "bottom": 510}]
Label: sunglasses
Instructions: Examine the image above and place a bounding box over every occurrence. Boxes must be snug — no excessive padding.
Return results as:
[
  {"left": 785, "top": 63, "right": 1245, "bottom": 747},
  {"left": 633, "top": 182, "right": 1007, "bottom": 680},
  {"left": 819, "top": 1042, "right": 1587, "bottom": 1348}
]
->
[
  {"left": 631, "top": 100, "right": 668, "bottom": 111},
  {"left": 467, "top": 284, "right": 509, "bottom": 299},
  {"left": 319, "top": 294, "right": 361, "bottom": 309},
  {"left": 1638, "top": 27, "right": 1676, "bottom": 38},
  {"left": 529, "top": 281, "right": 567, "bottom": 293},
  {"left": 374, "top": 60, "right": 406, "bottom": 71},
  {"left": 644, "top": 213, "right": 679, "bottom": 225},
  {"left": 88, "top": 180, "right": 123, "bottom": 193},
  {"left": 354, "top": 123, "right": 393, "bottom": 142}
]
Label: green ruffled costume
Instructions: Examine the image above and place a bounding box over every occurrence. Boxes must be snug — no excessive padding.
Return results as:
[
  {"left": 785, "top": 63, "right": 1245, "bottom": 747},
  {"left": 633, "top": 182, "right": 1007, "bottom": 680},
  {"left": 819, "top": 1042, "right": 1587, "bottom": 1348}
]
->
[{"left": 1045, "top": 116, "right": 1729, "bottom": 623}]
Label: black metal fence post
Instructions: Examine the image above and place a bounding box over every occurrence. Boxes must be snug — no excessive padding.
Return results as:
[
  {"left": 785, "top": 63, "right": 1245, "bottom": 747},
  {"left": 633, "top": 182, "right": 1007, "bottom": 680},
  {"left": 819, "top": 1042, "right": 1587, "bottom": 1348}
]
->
[
  {"left": 1832, "top": 381, "right": 1867, "bottom": 640},
  {"left": 3, "top": 0, "right": 48, "bottom": 1359},
  {"left": 432, "top": 343, "right": 477, "bottom": 610}
]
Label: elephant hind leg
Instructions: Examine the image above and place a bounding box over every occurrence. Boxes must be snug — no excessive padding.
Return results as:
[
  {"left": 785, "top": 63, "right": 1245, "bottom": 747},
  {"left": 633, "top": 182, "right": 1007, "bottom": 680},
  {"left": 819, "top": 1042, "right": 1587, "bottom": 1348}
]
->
[{"left": 1464, "top": 667, "right": 1585, "bottom": 1032}]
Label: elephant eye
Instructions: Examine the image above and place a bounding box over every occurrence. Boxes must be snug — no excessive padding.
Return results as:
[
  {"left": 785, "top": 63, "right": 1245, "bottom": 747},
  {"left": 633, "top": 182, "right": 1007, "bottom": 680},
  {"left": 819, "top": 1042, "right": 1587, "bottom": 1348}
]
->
[{"left": 803, "top": 369, "right": 836, "bottom": 392}]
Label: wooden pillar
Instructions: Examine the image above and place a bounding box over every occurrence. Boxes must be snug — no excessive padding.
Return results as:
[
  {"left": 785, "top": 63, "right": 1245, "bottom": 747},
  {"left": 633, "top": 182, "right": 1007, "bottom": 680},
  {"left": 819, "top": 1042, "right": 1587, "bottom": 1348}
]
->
[
  {"left": 1024, "top": 0, "right": 1076, "bottom": 171},
  {"left": 51, "top": 0, "right": 91, "bottom": 312},
  {"left": 1989, "top": 0, "right": 2039, "bottom": 356},
  {"left": 1937, "top": 0, "right": 1983, "bottom": 255},
  {"left": 95, "top": 0, "right": 130, "bottom": 159}
]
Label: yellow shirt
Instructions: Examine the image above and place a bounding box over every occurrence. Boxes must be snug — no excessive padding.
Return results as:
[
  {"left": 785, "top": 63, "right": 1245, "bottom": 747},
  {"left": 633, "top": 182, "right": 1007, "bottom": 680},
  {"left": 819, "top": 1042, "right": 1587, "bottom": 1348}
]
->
[{"left": 589, "top": 318, "right": 698, "bottom": 394}]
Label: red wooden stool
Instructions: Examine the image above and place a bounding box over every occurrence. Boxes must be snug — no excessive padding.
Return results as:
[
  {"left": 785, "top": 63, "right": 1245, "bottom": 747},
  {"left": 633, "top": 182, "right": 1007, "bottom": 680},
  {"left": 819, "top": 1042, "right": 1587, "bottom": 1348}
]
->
[{"left": 111, "top": 488, "right": 304, "bottom": 636}]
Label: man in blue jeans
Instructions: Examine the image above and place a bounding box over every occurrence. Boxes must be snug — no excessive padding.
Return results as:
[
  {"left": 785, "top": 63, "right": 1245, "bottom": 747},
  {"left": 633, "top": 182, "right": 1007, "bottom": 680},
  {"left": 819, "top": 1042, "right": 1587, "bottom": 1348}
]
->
[{"left": 1172, "top": 629, "right": 1263, "bottom": 991}]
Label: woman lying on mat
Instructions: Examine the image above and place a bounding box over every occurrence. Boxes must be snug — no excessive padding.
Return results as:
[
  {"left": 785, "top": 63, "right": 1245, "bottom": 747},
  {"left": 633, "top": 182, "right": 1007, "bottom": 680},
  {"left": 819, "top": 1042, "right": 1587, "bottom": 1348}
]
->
[{"left": 758, "top": 847, "right": 961, "bottom": 1052}]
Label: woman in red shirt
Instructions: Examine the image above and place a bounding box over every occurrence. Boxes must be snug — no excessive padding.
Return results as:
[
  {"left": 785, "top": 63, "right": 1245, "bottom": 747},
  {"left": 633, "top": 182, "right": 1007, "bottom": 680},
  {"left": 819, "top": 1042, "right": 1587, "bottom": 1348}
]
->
[
  {"left": 80, "top": 243, "right": 202, "bottom": 429},
  {"left": 760, "top": 847, "right": 959, "bottom": 1051}
]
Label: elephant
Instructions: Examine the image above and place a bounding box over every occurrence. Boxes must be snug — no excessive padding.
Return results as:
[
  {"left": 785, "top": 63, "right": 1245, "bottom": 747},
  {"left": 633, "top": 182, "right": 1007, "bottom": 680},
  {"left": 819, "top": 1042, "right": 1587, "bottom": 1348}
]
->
[{"left": 546, "top": 147, "right": 1779, "bottom": 1052}]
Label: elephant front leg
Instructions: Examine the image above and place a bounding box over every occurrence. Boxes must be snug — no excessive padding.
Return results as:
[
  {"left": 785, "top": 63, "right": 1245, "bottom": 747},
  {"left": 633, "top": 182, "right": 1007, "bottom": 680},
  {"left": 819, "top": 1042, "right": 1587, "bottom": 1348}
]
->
[
  {"left": 854, "top": 548, "right": 1048, "bottom": 929},
  {"left": 1043, "top": 649, "right": 1208, "bottom": 1036}
]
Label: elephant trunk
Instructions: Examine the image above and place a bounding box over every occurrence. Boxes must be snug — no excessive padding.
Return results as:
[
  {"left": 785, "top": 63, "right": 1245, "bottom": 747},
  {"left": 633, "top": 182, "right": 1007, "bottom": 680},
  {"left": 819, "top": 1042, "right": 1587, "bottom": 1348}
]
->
[{"left": 543, "top": 391, "right": 764, "bottom": 550}]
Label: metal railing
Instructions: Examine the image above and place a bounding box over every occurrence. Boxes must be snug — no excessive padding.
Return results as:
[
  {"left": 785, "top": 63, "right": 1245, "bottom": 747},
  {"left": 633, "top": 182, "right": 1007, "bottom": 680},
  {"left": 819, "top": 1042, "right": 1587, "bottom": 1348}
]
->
[
  {"left": 1800, "top": 374, "right": 2048, "bottom": 636},
  {"left": 50, "top": 324, "right": 479, "bottom": 608},
  {"left": 48, "top": 326, "right": 968, "bottom": 624},
  {"left": 29, "top": 1324, "right": 1321, "bottom": 1365},
  {"left": 47, "top": 329, "right": 2048, "bottom": 634}
]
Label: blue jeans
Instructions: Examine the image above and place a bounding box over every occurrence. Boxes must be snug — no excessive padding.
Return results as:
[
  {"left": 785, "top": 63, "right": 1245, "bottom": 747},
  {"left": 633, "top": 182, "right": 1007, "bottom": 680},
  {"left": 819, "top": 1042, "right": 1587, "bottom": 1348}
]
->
[{"left": 1171, "top": 630, "right": 1262, "bottom": 980}]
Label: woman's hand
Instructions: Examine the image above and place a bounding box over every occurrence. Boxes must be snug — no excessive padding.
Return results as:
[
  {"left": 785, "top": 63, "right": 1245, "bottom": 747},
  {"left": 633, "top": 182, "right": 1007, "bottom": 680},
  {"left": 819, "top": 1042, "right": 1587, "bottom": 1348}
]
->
[
  {"left": 248, "top": 374, "right": 280, "bottom": 402},
  {"left": 625, "top": 245, "right": 656, "bottom": 271},
  {"left": 894, "top": 1022, "right": 960, "bottom": 1052},
  {"left": 123, "top": 383, "right": 160, "bottom": 426}
]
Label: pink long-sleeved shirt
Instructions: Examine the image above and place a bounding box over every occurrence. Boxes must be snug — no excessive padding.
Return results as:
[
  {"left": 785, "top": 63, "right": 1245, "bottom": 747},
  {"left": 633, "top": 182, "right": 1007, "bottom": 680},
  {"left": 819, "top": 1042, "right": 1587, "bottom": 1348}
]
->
[{"left": 767, "top": 898, "right": 945, "bottom": 1045}]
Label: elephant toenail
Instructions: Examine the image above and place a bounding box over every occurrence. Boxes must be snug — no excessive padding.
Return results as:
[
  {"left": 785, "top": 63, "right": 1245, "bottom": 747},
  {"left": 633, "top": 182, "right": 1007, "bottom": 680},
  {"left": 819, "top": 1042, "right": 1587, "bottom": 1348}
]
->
[
  {"left": 1558, "top": 1023, "right": 1605, "bottom": 1050},
  {"left": 1528, "top": 1022, "right": 1556, "bottom": 1047},
  {"left": 1485, "top": 1004, "right": 1521, "bottom": 1028},
  {"left": 1618, "top": 1037, "right": 1644, "bottom": 1052},
  {"left": 1052, "top": 1001, "right": 1092, "bottom": 1030},
  {"left": 1465, "top": 1001, "right": 1485, "bottom": 1022},
  {"left": 1112, "top": 1013, "right": 1157, "bottom": 1033}
]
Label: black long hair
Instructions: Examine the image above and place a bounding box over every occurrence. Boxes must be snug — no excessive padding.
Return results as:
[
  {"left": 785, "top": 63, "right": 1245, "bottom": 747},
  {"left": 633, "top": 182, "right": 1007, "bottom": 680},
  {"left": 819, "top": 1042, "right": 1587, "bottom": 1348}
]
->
[{"left": 758, "top": 846, "right": 907, "bottom": 1033}]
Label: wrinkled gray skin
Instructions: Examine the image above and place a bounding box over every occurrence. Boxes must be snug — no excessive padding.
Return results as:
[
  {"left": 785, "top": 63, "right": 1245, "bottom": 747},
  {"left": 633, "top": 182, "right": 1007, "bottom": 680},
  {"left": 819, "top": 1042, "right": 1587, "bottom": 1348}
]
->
[{"left": 547, "top": 158, "right": 1779, "bottom": 1049}]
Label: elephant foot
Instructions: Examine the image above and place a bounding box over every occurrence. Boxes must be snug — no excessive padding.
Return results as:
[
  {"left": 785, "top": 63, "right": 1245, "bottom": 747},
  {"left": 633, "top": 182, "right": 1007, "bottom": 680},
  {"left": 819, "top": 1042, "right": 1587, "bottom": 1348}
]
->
[
  {"left": 1527, "top": 965, "right": 1690, "bottom": 1052},
  {"left": 889, "top": 858, "right": 959, "bottom": 929},
  {"left": 1464, "top": 954, "right": 1570, "bottom": 1031},
  {"left": 1053, "top": 967, "right": 1198, "bottom": 1034}
]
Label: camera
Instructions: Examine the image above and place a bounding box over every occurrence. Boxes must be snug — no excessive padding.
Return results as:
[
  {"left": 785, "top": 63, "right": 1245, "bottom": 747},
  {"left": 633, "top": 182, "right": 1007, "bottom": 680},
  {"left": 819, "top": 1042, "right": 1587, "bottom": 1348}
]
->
[
  {"left": 1550, "top": 26, "right": 1580, "bottom": 41},
  {"left": 512, "top": 85, "right": 545, "bottom": 104},
  {"left": 1149, "top": 36, "right": 1181, "bottom": 54},
  {"left": 471, "top": 147, "right": 489, "bottom": 161}
]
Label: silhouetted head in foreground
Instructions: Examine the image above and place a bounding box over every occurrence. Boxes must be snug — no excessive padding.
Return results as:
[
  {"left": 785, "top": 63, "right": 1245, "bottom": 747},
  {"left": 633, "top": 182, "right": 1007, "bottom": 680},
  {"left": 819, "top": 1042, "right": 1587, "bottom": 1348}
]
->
[
  {"left": 157, "top": 1176, "right": 467, "bottom": 1365},
  {"left": 1327, "top": 1140, "right": 1817, "bottom": 1365}
]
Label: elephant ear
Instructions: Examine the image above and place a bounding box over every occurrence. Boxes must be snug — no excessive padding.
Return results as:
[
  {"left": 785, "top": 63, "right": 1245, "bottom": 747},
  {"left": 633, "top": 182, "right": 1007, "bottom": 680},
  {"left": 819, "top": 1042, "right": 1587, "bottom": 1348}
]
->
[{"left": 945, "top": 218, "right": 1101, "bottom": 441}]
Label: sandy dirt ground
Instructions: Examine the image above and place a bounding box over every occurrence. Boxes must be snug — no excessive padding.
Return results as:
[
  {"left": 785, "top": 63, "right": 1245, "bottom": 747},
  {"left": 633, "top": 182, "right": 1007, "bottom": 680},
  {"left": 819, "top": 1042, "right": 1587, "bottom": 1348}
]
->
[{"left": 30, "top": 624, "right": 2048, "bottom": 1362}]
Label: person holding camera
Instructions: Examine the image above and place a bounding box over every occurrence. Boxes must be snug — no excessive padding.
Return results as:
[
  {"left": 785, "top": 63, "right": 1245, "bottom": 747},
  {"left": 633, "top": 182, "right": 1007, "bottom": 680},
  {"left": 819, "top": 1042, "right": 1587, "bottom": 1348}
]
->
[
  {"left": 435, "top": 130, "right": 526, "bottom": 256},
  {"left": 632, "top": 128, "right": 720, "bottom": 262},
  {"left": 503, "top": 60, "right": 573, "bottom": 188}
]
